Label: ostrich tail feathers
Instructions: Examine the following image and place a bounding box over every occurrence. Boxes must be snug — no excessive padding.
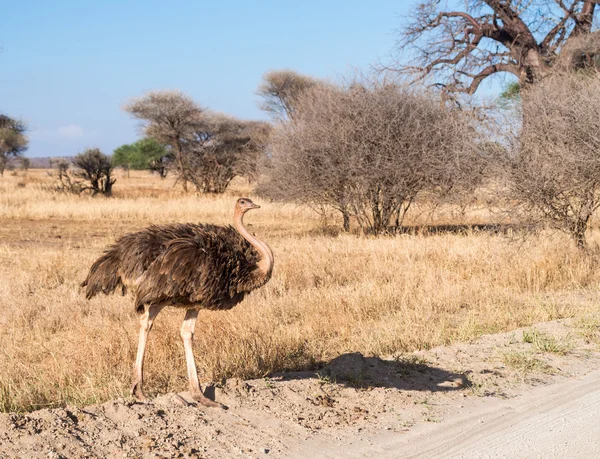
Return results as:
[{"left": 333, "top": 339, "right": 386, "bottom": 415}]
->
[{"left": 81, "top": 249, "right": 125, "bottom": 299}]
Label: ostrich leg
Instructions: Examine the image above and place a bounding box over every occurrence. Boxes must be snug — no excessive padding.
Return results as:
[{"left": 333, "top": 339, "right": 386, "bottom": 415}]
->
[
  {"left": 180, "top": 309, "right": 222, "bottom": 408},
  {"left": 131, "top": 304, "right": 164, "bottom": 400}
]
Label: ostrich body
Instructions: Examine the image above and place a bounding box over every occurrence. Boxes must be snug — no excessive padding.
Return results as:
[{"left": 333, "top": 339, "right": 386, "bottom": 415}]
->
[{"left": 82, "top": 198, "right": 273, "bottom": 407}]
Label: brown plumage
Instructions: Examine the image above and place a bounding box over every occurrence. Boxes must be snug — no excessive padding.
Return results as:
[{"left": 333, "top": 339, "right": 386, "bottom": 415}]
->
[
  {"left": 81, "top": 198, "right": 274, "bottom": 407},
  {"left": 82, "top": 223, "right": 264, "bottom": 312}
]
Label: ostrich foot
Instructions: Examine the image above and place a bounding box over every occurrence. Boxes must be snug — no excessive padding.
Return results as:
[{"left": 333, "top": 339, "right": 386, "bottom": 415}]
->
[
  {"left": 131, "top": 381, "right": 149, "bottom": 402},
  {"left": 176, "top": 390, "right": 227, "bottom": 409},
  {"left": 191, "top": 390, "right": 227, "bottom": 409}
]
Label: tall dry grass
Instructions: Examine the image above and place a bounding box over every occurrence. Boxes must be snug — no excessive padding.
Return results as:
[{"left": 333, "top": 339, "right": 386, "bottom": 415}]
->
[{"left": 1, "top": 170, "right": 599, "bottom": 412}]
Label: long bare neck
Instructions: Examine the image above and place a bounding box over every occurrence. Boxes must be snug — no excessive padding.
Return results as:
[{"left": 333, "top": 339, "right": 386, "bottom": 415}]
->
[{"left": 234, "top": 210, "right": 274, "bottom": 280}]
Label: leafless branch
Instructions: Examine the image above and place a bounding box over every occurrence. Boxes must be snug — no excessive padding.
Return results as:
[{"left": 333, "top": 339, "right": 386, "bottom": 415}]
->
[{"left": 391, "top": 0, "right": 598, "bottom": 94}]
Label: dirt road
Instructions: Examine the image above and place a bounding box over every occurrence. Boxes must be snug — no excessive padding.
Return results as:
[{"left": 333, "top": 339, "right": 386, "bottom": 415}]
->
[
  {"left": 401, "top": 368, "right": 600, "bottom": 459},
  {"left": 1, "top": 319, "right": 599, "bottom": 458},
  {"left": 304, "top": 368, "right": 600, "bottom": 459}
]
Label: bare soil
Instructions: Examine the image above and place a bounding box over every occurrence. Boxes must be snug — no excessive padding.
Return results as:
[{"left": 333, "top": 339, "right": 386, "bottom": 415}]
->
[{"left": 1, "top": 318, "right": 599, "bottom": 458}]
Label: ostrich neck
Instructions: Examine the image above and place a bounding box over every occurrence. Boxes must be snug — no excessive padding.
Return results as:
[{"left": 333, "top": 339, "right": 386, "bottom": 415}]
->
[{"left": 234, "top": 211, "right": 274, "bottom": 280}]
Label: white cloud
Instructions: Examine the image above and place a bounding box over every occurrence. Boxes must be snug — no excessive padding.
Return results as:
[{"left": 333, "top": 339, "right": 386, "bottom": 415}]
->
[{"left": 57, "top": 124, "right": 84, "bottom": 138}]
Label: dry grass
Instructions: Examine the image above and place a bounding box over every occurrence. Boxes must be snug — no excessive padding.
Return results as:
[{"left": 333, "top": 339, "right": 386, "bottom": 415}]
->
[
  {"left": 500, "top": 351, "right": 553, "bottom": 374},
  {"left": 1, "top": 169, "right": 600, "bottom": 412},
  {"left": 521, "top": 329, "right": 572, "bottom": 355},
  {"left": 575, "top": 314, "right": 600, "bottom": 345}
]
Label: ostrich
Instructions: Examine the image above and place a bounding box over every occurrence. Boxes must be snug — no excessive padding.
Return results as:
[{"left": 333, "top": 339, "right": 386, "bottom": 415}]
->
[{"left": 81, "top": 198, "right": 274, "bottom": 408}]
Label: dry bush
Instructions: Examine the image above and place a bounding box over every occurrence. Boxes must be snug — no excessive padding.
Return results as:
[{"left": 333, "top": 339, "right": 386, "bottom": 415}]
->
[
  {"left": 47, "top": 158, "right": 79, "bottom": 193},
  {"left": 184, "top": 115, "right": 271, "bottom": 193},
  {"left": 503, "top": 73, "right": 600, "bottom": 249},
  {"left": 260, "top": 77, "right": 480, "bottom": 234},
  {"left": 72, "top": 148, "right": 116, "bottom": 196},
  {"left": 1, "top": 171, "right": 599, "bottom": 412},
  {"left": 48, "top": 149, "right": 115, "bottom": 196},
  {"left": 554, "top": 31, "right": 600, "bottom": 74}
]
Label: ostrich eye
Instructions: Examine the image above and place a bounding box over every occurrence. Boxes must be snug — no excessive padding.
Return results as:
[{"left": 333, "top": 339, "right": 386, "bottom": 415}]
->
[{"left": 240, "top": 199, "right": 246, "bottom": 205}]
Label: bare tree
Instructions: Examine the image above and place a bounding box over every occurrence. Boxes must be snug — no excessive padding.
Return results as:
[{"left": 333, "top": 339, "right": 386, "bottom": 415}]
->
[
  {"left": 394, "top": 1, "right": 599, "bottom": 95},
  {"left": 502, "top": 72, "right": 600, "bottom": 249},
  {"left": 50, "top": 157, "right": 71, "bottom": 175},
  {"left": 124, "top": 91, "right": 204, "bottom": 191},
  {"left": 257, "top": 70, "right": 324, "bottom": 121},
  {"left": 184, "top": 115, "right": 271, "bottom": 193},
  {"left": 260, "top": 78, "right": 479, "bottom": 234},
  {"left": 0, "top": 115, "right": 28, "bottom": 176},
  {"left": 72, "top": 148, "right": 116, "bottom": 196},
  {"left": 48, "top": 158, "right": 83, "bottom": 194}
]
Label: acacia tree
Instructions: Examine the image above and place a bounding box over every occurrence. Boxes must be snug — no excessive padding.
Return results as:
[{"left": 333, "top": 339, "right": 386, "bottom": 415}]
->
[
  {"left": 124, "top": 91, "right": 204, "bottom": 190},
  {"left": 261, "top": 79, "right": 479, "bottom": 234},
  {"left": 395, "top": 0, "right": 599, "bottom": 95},
  {"left": 0, "top": 115, "right": 28, "bottom": 176},
  {"left": 139, "top": 138, "right": 172, "bottom": 179},
  {"left": 113, "top": 138, "right": 171, "bottom": 177},
  {"left": 112, "top": 143, "right": 136, "bottom": 177},
  {"left": 256, "top": 70, "right": 323, "bottom": 121}
]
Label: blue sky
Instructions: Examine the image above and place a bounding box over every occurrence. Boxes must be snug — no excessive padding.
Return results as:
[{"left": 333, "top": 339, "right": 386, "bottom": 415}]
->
[{"left": 1, "top": 1, "right": 500, "bottom": 158}]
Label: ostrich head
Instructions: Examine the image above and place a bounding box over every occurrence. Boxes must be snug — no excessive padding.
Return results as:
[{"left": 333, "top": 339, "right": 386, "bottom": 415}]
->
[{"left": 236, "top": 197, "right": 260, "bottom": 214}]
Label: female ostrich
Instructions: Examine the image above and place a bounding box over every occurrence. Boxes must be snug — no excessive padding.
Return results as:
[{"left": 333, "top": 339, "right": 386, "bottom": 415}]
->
[{"left": 82, "top": 198, "right": 273, "bottom": 408}]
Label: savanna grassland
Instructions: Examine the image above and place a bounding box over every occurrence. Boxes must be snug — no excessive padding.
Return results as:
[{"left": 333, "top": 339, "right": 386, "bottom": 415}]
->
[{"left": 1, "top": 169, "right": 600, "bottom": 413}]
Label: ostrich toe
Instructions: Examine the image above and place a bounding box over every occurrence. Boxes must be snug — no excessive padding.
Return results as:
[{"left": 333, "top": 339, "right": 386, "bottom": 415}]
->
[
  {"left": 131, "top": 381, "right": 149, "bottom": 402},
  {"left": 177, "top": 390, "right": 227, "bottom": 409}
]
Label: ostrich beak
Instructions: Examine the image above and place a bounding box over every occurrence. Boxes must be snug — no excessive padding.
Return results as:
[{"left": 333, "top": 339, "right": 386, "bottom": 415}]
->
[{"left": 250, "top": 203, "right": 261, "bottom": 209}]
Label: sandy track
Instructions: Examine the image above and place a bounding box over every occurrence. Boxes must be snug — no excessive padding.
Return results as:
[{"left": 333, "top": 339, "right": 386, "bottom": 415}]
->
[
  {"left": 407, "top": 368, "right": 600, "bottom": 459},
  {"left": 1, "top": 319, "right": 599, "bottom": 458},
  {"left": 311, "top": 368, "right": 600, "bottom": 459}
]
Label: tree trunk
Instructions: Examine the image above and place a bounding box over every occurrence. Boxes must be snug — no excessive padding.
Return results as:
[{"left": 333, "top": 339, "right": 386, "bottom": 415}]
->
[
  {"left": 342, "top": 210, "right": 350, "bottom": 232},
  {"left": 572, "top": 191, "right": 596, "bottom": 250},
  {"left": 573, "top": 221, "right": 587, "bottom": 250},
  {"left": 174, "top": 140, "right": 188, "bottom": 192},
  {"left": 103, "top": 174, "right": 115, "bottom": 197},
  {"left": 91, "top": 178, "right": 100, "bottom": 195},
  {"left": 572, "top": 213, "right": 592, "bottom": 250},
  {"left": 372, "top": 206, "right": 384, "bottom": 234},
  {"left": 520, "top": 48, "right": 551, "bottom": 87}
]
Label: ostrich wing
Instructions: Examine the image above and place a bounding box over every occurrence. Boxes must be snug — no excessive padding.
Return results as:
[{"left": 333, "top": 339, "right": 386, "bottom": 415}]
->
[
  {"left": 82, "top": 225, "right": 188, "bottom": 298},
  {"left": 133, "top": 233, "right": 257, "bottom": 312},
  {"left": 117, "top": 224, "right": 197, "bottom": 283}
]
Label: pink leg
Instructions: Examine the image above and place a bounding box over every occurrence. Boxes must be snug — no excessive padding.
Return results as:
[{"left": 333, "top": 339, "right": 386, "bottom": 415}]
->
[
  {"left": 131, "top": 304, "right": 164, "bottom": 401},
  {"left": 180, "top": 309, "right": 223, "bottom": 408}
]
